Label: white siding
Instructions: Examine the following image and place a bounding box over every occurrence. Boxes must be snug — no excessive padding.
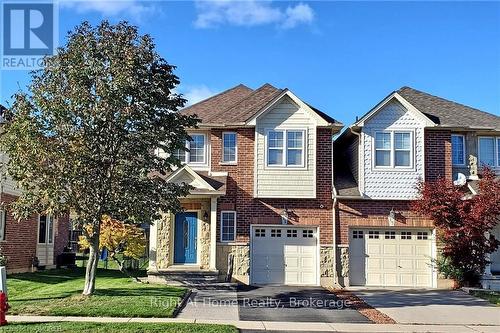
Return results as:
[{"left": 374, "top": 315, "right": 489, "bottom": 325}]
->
[
  {"left": 361, "top": 101, "right": 425, "bottom": 199},
  {"left": 0, "top": 152, "right": 22, "bottom": 196},
  {"left": 255, "top": 96, "right": 316, "bottom": 198}
]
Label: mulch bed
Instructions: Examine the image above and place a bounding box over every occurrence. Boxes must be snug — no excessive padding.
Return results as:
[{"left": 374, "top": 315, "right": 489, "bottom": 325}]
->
[{"left": 329, "top": 288, "right": 396, "bottom": 324}]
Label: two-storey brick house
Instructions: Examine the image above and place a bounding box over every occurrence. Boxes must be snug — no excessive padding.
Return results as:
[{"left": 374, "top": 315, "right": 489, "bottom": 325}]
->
[
  {"left": 148, "top": 84, "right": 343, "bottom": 286},
  {"left": 334, "top": 87, "right": 500, "bottom": 288}
]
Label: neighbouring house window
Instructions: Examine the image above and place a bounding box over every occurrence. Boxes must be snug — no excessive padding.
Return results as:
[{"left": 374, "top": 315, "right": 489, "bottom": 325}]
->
[
  {"left": 220, "top": 211, "right": 236, "bottom": 242},
  {"left": 222, "top": 132, "right": 237, "bottom": 163},
  {"left": 375, "top": 132, "right": 391, "bottom": 167},
  {"left": 394, "top": 132, "right": 411, "bottom": 167},
  {"left": 0, "top": 210, "right": 6, "bottom": 241},
  {"left": 374, "top": 131, "right": 413, "bottom": 168},
  {"left": 173, "top": 134, "right": 207, "bottom": 165},
  {"left": 267, "top": 129, "right": 305, "bottom": 167},
  {"left": 478, "top": 137, "right": 498, "bottom": 167},
  {"left": 451, "top": 134, "right": 466, "bottom": 165},
  {"left": 38, "top": 215, "right": 54, "bottom": 244}
]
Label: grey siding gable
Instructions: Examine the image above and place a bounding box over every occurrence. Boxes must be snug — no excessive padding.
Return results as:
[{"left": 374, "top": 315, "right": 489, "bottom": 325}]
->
[
  {"left": 255, "top": 96, "right": 316, "bottom": 198},
  {"left": 361, "top": 100, "right": 426, "bottom": 199}
]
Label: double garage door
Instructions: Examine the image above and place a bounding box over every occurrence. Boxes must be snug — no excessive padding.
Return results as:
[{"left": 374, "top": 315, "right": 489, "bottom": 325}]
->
[
  {"left": 250, "top": 226, "right": 318, "bottom": 285},
  {"left": 349, "top": 228, "right": 433, "bottom": 287}
]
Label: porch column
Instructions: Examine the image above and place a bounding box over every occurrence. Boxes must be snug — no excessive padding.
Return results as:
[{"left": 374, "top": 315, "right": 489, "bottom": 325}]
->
[
  {"left": 484, "top": 231, "right": 492, "bottom": 276},
  {"left": 210, "top": 196, "right": 217, "bottom": 270},
  {"left": 148, "top": 220, "right": 158, "bottom": 272}
]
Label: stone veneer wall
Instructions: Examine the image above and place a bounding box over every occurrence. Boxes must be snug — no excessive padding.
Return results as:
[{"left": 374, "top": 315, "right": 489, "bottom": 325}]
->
[
  {"left": 216, "top": 244, "right": 250, "bottom": 283},
  {"left": 320, "top": 246, "right": 335, "bottom": 278},
  {"left": 155, "top": 199, "right": 212, "bottom": 270}
]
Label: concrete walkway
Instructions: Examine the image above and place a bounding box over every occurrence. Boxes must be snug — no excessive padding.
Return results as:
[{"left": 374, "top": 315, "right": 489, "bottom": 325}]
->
[
  {"left": 351, "top": 288, "right": 500, "bottom": 326},
  {"left": 6, "top": 315, "right": 500, "bottom": 332}
]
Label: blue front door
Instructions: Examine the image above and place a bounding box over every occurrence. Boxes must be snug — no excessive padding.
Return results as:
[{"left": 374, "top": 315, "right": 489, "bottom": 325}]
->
[{"left": 174, "top": 212, "right": 198, "bottom": 264}]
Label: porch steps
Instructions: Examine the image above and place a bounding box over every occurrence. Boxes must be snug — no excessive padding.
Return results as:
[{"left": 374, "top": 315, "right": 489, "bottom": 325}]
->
[{"left": 148, "top": 267, "right": 236, "bottom": 289}]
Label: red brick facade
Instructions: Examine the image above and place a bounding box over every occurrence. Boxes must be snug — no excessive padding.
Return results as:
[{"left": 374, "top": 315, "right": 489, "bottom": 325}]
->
[
  {"left": 210, "top": 127, "right": 334, "bottom": 244},
  {"left": 0, "top": 192, "right": 69, "bottom": 272},
  {"left": 425, "top": 129, "right": 452, "bottom": 181},
  {"left": 336, "top": 199, "right": 434, "bottom": 245}
]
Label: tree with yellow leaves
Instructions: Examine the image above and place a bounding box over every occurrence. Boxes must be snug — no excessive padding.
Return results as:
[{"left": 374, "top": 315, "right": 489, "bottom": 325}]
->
[{"left": 79, "top": 215, "right": 146, "bottom": 282}]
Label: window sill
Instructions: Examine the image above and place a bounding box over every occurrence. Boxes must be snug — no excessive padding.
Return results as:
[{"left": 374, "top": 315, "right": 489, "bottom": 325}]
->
[{"left": 220, "top": 162, "right": 237, "bottom": 166}]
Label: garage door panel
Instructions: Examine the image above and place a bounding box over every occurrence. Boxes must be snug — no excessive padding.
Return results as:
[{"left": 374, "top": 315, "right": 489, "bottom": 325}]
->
[
  {"left": 251, "top": 226, "right": 317, "bottom": 286},
  {"left": 350, "top": 228, "right": 433, "bottom": 288}
]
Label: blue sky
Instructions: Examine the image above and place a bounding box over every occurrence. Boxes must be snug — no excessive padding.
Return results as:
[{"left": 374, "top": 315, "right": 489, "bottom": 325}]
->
[{"left": 1, "top": 0, "right": 499, "bottom": 127}]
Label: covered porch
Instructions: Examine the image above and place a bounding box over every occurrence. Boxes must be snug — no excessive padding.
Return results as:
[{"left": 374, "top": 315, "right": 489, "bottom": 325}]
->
[{"left": 148, "top": 166, "right": 227, "bottom": 280}]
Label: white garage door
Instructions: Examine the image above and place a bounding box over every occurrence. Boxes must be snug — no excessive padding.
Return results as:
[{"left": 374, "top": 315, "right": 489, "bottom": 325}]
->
[
  {"left": 251, "top": 226, "right": 318, "bottom": 285},
  {"left": 349, "top": 229, "right": 433, "bottom": 287}
]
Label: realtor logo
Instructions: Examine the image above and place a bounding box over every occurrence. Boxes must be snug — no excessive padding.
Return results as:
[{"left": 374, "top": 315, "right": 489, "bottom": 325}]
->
[{"left": 2, "top": 2, "right": 57, "bottom": 69}]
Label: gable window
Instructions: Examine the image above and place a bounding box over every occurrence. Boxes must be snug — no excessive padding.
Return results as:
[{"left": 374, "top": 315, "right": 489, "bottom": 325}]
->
[
  {"left": 451, "top": 134, "right": 466, "bottom": 166},
  {"left": 374, "top": 131, "right": 413, "bottom": 168},
  {"left": 220, "top": 211, "right": 236, "bottom": 242},
  {"left": 267, "top": 129, "right": 305, "bottom": 167},
  {"left": 478, "top": 137, "right": 499, "bottom": 167},
  {"left": 173, "top": 133, "right": 207, "bottom": 165},
  {"left": 222, "top": 132, "right": 237, "bottom": 163}
]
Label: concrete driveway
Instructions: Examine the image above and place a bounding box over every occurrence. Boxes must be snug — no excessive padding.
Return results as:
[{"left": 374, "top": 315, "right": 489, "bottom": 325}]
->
[
  {"left": 236, "top": 285, "right": 371, "bottom": 323},
  {"left": 352, "top": 288, "right": 500, "bottom": 325}
]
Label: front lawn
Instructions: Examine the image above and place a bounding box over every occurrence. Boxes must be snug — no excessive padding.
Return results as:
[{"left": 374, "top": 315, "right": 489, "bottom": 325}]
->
[
  {"left": 0, "top": 322, "right": 237, "bottom": 333},
  {"left": 7, "top": 268, "right": 186, "bottom": 317},
  {"left": 470, "top": 290, "right": 500, "bottom": 306}
]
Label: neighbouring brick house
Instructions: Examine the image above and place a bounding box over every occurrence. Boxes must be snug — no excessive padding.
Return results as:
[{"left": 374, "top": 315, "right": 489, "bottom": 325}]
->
[
  {"left": 148, "top": 84, "right": 343, "bottom": 286},
  {"left": 334, "top": 87, "right": 500, "bottom": 288},
  {"left": 0, "top": 105, "right": 70, "bottom": 273}
]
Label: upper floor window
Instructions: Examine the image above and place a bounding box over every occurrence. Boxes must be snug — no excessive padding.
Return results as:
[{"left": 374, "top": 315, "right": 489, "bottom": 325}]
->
[
  {"left": 451, "top": 134, "right": 466, "bottom": 166},
  {"left": 267, "top": 129, "right": 305, "bottom": 167},
  {"left": 222, "top": 132, "right": 237, "bottom": 163},
  {"left": 478, "top": 137, "right": 500, "bottom": 167},
  {"left": 173, "top": 133, "right": 207, "bottom": 165},
  {"left": 374, "top": 131, "right": 412, "bottom": 168}
]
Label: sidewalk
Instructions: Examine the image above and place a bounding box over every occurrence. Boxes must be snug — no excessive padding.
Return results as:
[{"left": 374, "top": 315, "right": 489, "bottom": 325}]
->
[{"left": 6, "top": 315, "right": 500, "bottom": 332}]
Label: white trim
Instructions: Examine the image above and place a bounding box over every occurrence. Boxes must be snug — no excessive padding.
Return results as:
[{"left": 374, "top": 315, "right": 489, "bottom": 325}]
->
[
  {"left": 222, "top": 131, "right": 238, "bottom": 164},
  {"left": 246, "top": 90, "right": 331, "bottom": 127},
  {"left": 220, "top": 211, "right": 236, "bottom": 243},
  {"left": 451, "top": 134, "right": 466, "bottom": 166},
  {"left": 355, "top": 93, "right": 436, "bottom": 128},
  {"left": 165, "top": 165, "right": 216, "bottom": 192},
  {"left": 264, "top": 128, "right": 307, "bottom": 169},
  {"left": 372, "top": 130, "right": 415, "bottom": 171}
]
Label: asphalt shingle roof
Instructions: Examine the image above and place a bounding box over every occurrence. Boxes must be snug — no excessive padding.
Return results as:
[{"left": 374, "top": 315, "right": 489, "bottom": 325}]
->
[
  {"left": 397, "top": 87, "right": 500, "bottom": 130},
  {"left": 181, "top": 83, "right": 341, "bottom": 126}
]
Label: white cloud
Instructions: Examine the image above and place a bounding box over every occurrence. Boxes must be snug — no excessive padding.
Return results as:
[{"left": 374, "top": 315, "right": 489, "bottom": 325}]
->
[
  {"left": 181, "top": 85, "right": 216, "bottom": 106},
  {"left": 194, "top": 0, "right": 315, "bottom": 29},
  {"left": 60, "top": 0, "right": 156, "bottom": 22}
]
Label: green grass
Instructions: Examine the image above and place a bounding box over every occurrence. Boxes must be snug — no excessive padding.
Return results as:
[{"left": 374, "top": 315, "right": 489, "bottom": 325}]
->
[
  {"left": 0, "top": 322, "right": 237, "bottom": 333},
  {"left": 7, "top": 268, "right": 186, "bottom": 317},
  {"left": 471, "top": 290, "right": 500, "bottom": 306}
]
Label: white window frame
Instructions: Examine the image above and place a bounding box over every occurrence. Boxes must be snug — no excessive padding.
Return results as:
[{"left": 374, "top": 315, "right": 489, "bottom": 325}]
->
[
  {"left": 220, "top": 211, "right": 236, "bottom": 242},
  {"left": 222, "top": 132, "right": 237, "bottom": 164},
  {"left": 451, "top": 134, "right": 466, "bottom": 166},
  {"left": 265, "top": 129, "right": 306, "bottom": 168},
  {"left": 373, "top": 130, "right": 414, "bottom": 170},
  {"left": 478, "top": 136, "right": 500, "bottom": 168},
  {"left": 0, "top": 210, "right": 6, "bottom": 241},
  {"left": 38, "top": 215, "right": 55, "bottom": 244},
  {"left": 173, "top": 133, "right": 208, "bottom": 165}
]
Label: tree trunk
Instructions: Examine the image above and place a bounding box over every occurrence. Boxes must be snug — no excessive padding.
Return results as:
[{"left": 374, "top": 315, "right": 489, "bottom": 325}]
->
[
  {"left": 82, "top": 237, "right": 99, "bottom": 296},
  {"left": 110, "top": 254, "right": 143, "bottom": 283}
]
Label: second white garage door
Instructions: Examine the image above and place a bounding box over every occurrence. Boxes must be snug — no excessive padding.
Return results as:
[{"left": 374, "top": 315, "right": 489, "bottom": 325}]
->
[
  {"left": 250, "top": 226, "right": 318, "bottom": 285},
  {"left": 349, "top": 228, "right": 434, "bottom": 287}
]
